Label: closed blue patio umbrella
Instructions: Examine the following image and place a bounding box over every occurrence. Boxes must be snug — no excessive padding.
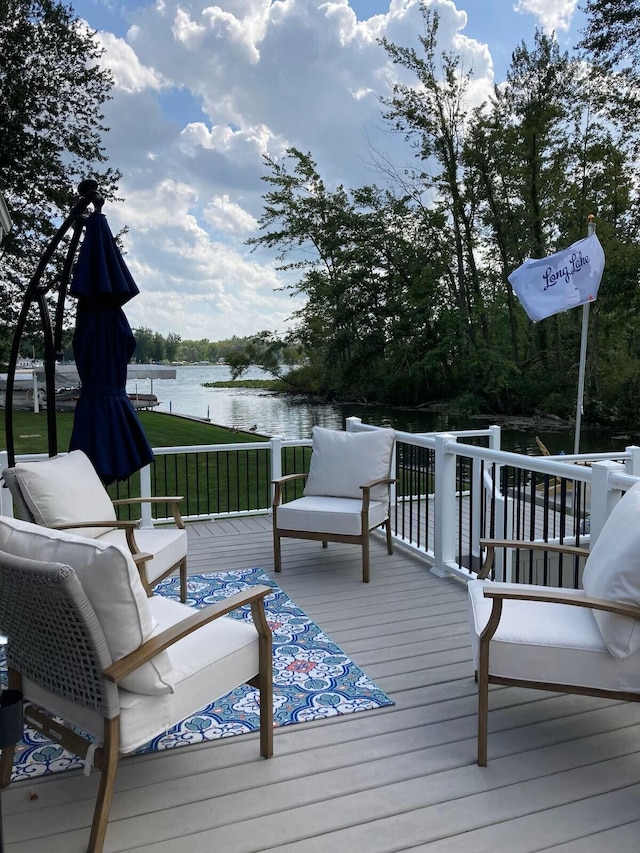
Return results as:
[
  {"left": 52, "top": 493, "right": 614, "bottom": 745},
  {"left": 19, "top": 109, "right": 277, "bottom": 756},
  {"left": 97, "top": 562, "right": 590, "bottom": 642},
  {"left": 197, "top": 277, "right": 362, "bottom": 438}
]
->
[{"left": 69, "top": 211, "right": 154, "bottom": 483}]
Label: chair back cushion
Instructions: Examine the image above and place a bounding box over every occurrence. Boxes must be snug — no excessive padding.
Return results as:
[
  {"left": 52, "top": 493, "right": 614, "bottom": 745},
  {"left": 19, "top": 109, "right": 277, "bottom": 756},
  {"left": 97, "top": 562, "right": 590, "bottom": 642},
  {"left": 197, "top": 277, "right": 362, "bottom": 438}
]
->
[
  {"left": 582, "top": 480, "right": 640, "bottom": 657},
  {"left": 304, "top": 427, "right": 395, "bottom": 502},
  {"left": 0, "top": 516, "right": 174, "bottom": 694},
  {"left": 13, "top": 450, "right": 117, "bottom": 538},
  {"left": 1, "top": 467, "right": 36, "bottom": 522}
]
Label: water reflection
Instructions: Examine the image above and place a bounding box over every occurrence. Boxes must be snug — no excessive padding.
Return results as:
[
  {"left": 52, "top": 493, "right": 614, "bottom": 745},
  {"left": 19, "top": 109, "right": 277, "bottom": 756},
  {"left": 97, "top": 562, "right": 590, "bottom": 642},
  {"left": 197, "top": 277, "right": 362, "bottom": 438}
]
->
[{"left": 127, "top": 365, "right": 635, "bottom": 455}]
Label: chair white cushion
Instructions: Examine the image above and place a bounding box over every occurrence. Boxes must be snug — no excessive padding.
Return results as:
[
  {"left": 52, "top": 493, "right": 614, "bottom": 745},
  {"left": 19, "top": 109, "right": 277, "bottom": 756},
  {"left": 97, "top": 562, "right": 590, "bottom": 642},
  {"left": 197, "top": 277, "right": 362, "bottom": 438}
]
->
[
  {"left": 304, "top": 427, "right": 394, "bottom": 502},
  {"left": 14, "top": 450, "right": 117, "bottom": 539},
  {"left": 23, "top": 596, "right": 261, "bottom": 753},
  {"left": 582, "top": 480, "right": 640, "bottom": 658},
  {"left": 0, "top": 516, "right": 174, "bottom": 696},
  {"left": 276, "top": 495, "right": 389, "bottom": 537},
  {"left": 99, "top": 526, "right": 187, "bottom": 584},
  {"left": 467, "top": 580, "right": 640, "bottom": 692}
]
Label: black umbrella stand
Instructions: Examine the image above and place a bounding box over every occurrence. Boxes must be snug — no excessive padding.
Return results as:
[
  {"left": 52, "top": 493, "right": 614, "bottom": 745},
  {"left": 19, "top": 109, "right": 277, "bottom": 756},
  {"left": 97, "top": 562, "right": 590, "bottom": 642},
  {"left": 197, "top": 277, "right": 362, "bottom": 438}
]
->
[{"left": 4, "top": 180, "right": 104, "bottom": 466}]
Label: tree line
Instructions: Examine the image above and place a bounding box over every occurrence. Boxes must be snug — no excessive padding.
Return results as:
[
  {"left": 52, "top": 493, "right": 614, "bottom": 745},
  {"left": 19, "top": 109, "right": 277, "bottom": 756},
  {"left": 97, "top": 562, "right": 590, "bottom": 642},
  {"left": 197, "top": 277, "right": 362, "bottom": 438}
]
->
[
  {"left": 126, "top": 330, "right": 299, "bottom": 369},
  {"left": 244, "top": 4, "right": 640, "bottom": 428}
]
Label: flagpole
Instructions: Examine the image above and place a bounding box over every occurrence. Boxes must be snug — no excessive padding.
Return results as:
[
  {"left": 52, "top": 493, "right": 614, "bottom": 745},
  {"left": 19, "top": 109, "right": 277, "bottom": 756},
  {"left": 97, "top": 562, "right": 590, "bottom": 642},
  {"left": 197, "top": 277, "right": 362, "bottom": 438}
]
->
[{"left": 573, "top": 214, "right": 596, "bottom": 454}]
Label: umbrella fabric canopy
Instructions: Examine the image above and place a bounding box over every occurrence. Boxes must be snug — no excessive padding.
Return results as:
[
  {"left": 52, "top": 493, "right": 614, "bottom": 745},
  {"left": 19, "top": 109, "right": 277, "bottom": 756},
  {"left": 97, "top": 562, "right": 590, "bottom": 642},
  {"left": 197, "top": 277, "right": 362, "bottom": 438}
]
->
[{"left": 69, "top": 212, "right": 154, "bottom": 484}]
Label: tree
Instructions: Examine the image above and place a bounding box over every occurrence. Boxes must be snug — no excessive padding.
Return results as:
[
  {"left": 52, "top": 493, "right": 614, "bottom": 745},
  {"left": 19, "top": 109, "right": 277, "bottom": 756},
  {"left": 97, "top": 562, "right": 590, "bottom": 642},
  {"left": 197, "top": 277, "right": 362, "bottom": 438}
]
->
[
  {"left": 579, "top": 0, "right": 640, "bottom": 68},
  {"left": 0, "top": 0, "right": 120, "bottom": 361},
  {"left": 165, "top": 332, "right": 181, "bottom": 363},
  {"left": 380, "top": 6, "right": 490, "bottom": 366},
  {"left": 250, "top": 145, "right": 458, "bottom": 403},
  {"left": 132, "top": 327, "right": 154, "bottom": 363}
]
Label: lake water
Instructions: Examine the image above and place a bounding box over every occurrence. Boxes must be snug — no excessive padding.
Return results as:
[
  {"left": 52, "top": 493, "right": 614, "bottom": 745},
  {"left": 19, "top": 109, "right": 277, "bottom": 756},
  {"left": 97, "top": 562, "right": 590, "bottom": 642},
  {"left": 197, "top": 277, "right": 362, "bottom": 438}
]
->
[{"left": 126, "top": 364, "right": 636, "bottom": 455}]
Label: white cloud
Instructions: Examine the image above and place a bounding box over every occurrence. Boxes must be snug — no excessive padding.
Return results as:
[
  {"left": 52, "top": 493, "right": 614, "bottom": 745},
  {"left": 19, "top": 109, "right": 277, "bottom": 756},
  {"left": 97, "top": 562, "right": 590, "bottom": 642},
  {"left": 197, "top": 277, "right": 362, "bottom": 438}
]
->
[
  {"left": 513, "top": 0, "right": 578, "bottom": 33},
  {"left": 95, "top": 31, "right": 166, "bottom": 93},
  {"left": 204, "top": 195, "right": 259, "bottom": 233},
  {"left": 79, "top": 0, "right": 497, "bottom": 340}
]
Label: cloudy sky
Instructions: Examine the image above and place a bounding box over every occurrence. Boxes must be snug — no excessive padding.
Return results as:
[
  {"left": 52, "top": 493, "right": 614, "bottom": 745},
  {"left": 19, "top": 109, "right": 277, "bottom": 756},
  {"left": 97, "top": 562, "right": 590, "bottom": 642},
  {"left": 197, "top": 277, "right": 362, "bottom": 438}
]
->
[{"left": 72, "top": 0, "right": 586, "bottom": 342}]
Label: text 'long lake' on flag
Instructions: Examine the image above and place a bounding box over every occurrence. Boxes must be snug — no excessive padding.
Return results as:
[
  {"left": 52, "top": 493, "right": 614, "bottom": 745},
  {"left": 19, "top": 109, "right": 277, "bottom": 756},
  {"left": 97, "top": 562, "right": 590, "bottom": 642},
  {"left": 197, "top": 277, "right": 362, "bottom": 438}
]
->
[{"left": 508, "top": 233, "right": 605, "bottom": 322}]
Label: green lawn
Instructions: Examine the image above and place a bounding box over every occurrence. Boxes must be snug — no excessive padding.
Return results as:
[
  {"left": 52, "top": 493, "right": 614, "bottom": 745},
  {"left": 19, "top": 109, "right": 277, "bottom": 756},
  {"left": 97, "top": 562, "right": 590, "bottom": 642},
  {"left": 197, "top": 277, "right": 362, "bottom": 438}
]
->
[
  {"left": 1, "top": 410, "right": 266, "bottom": 458},
  {"left": 1, "top": 410, "right": 282, "bottom": 518}
]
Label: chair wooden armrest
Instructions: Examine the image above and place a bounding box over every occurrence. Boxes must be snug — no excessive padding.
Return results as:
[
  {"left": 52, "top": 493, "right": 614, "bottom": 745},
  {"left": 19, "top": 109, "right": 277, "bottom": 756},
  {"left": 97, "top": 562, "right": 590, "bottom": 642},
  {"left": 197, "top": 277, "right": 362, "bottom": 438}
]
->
[
  {"left": 272, "top": 473, "right": 308, "bottom": 485},
  {"left": 52, "top": 519, "right": 142, "bottom": 555},
  {"left": 483, "top": 585, "right": 640, "bottom": 619},
  {"left": 478, "top": 538, "right": 590, "bottom": 580},
  {"left": 480, "top": 584, "right": 640, "bottom": 646},
  {"left": 272, "top": 472, "right": 308, "bottom": 508},
  {"left": 103, "top": 584, "right": 272, "bottom": 683},
  {"left": 360, "top": 477, "right": 397, "bottom": 490},
  {"left": 112, "top": 497, "right": 185, "bottom": 528},
  {"left": 360, "top": 477, "right": 397, "bottom": 512}
]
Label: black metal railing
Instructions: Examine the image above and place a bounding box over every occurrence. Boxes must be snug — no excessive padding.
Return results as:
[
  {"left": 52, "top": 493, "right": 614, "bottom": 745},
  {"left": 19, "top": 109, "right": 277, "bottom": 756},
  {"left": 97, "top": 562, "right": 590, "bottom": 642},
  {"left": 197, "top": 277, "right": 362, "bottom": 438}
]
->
[{"left": 393, "top": 439, "right": 435, "bottom": 553}]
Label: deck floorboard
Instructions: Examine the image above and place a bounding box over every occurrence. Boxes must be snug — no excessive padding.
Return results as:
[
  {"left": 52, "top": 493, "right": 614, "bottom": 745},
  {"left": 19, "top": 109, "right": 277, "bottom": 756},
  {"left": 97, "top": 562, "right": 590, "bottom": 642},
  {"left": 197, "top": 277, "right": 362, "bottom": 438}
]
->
[{"left": 4, "top": 516, "right": 639, "bottom": 852}]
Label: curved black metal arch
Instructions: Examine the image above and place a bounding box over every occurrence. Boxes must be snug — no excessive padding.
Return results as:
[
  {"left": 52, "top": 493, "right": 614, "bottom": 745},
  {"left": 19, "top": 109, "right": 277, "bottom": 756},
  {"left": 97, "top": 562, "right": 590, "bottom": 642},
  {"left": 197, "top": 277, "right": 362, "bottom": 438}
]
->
[{"left": 4, "top": 179, "right": 104, "bottom": 466}]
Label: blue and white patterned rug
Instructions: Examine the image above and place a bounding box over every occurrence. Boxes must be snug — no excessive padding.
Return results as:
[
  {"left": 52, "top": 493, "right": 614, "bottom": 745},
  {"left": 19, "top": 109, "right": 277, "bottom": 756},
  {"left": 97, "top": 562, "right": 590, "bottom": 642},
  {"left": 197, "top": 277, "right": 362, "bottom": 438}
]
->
[{"left": 3, "top": 567, "right": 393, "bottom": 781}]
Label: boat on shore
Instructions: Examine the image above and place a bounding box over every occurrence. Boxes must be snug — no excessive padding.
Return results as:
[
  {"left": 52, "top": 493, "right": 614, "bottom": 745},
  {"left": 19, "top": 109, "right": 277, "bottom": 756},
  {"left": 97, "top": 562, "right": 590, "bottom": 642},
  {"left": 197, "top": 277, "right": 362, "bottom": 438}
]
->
[
  {"left": 51, "top": 389, "right": 160, "bottom": 412},
  {"left": 0, "top": 370, "right": 160, "bottom": 412}
]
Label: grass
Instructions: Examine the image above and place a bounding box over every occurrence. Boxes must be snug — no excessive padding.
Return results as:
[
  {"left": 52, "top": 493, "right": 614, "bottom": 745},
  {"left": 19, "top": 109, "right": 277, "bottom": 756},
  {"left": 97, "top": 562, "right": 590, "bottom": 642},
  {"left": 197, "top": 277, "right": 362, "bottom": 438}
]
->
[
  {"left": 2, "top": 409, "right": 286, "bottom": 519},
  {"left": 2, "top": 410, "right": 266, "bottom": 458},
  {"left": 202, "top": 379, "right": 287, "bottom": 391}
]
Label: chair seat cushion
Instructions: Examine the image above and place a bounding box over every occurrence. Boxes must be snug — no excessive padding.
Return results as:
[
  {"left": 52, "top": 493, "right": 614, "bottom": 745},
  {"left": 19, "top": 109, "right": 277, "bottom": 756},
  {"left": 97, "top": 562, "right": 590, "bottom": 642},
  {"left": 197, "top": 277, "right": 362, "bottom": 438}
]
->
[
  {"left": 23, "top": 596, "right": 261, "bottom": 754},
  {"left": 304, "top": 426, "right": 394, "bottom": 502},
  {"left": 276, "top": 495, "right": 388, "bottom": 537},
  {"left": 467, "top": 580, "right": 640, "bottom": 693},
  {"left": 99, "top": 526, "right": 187, "bottom": 584},
  {"left": 13, "top": 450, "right": 117, "bottom": 539},
  {"left": 0, "top": 517, "right": 174, "bottom": 696}
]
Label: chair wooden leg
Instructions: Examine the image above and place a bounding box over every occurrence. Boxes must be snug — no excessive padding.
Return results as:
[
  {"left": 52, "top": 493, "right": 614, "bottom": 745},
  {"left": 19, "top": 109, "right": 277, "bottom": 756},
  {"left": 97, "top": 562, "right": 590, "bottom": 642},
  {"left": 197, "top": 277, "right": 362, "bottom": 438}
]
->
[
  {"left": 273, "top": 529, "right": 282, "bottom": 573},
  {"left": 477, "top": 642, "right": 490, "bottom": 767},
  {"left": 258, "top": 636, "right": 273, "bottom": 758},
  {"left": 88, "top": 718, "right": 120, "bottom": 853},
  {"left": 179, "top": 558, "right": 188, "bottom": 603},
  {"left": 362, "top": 535, "right": 370, "bottom": 583},
  {"left": 0, "top": 745, "right": 15, "bottom": 789},
  {"left": 385, "top": 518, "right": 393, "bottom": 554},
  {"left": 250, "top": 600, "right": 274, "bottom": 759}
]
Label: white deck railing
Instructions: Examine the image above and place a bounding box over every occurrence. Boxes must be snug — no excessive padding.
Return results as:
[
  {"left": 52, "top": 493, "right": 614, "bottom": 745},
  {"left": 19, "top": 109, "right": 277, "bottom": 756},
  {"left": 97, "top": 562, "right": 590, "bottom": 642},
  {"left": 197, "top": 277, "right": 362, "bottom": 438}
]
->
[{"left": 2, "top": 418, "right": 639, "bottom": 586}]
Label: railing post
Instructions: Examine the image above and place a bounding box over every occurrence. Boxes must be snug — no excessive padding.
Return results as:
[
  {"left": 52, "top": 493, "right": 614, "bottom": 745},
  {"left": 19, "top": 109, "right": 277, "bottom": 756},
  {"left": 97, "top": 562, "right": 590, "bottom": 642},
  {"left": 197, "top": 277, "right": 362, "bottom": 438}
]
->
[
  {"left": 488, "top": 425, "right": 501, "bottom": 450},
  {"left": 270, "top": 437, "right": 283, "bottom": 511},
  {"left": 139, "top": 464, "right": 153, "bottom": 527},
  {"left": 589, "top": 459, "right": 624, "bottom": 547},
  {"left": 625, "top": 445, "right": 640, "bottom": 477},
  {"left": 345, "top": 416, "right": 362, "bottom": 433},
  {"left": 433, "top": 433, "right": 457, "bottom": 577}
]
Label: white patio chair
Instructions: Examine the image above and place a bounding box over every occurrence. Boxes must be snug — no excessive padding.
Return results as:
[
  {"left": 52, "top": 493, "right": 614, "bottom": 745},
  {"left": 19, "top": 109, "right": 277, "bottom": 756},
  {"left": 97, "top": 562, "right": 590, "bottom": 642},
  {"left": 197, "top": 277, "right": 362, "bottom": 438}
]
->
[
  {"left": 0, "top": 516, "right": 273, "bottom": 853},
  {"left": 272, "top": 426, "right": 396, "bottom": 583},
  {"left": 2, "top": 449, "right": 188, "bottom": 601},
  {"left": 468, "top": 480, "right": 640, "bottom": 766}
]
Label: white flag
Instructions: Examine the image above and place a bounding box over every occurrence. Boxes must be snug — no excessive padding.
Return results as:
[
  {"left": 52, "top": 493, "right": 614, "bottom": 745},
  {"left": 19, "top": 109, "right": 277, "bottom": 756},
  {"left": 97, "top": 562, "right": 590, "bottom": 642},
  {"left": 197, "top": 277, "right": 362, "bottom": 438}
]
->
[{"left": 508, "top": 233, "right": 605, "bottom": 322}]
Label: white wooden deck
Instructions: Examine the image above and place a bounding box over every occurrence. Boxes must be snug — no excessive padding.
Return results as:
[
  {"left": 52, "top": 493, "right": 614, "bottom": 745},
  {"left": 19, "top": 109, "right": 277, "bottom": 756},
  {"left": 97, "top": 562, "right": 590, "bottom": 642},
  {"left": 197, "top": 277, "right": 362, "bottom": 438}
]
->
[{"left": 4, "top": 515, "right": 640, "bottom": 852}]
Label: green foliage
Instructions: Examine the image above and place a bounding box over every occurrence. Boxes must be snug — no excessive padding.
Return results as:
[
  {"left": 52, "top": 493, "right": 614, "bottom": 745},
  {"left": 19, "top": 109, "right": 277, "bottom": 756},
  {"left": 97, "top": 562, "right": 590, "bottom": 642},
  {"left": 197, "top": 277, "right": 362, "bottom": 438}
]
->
[
  {"left": 0, "top": 0, "right": 120, "bottom": 335},
  {"left": 579, "top": 0, "right": 640, "bottom": 68},
  {"left": 202, "top": 379, "right": 286, "bottom": 391}
]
